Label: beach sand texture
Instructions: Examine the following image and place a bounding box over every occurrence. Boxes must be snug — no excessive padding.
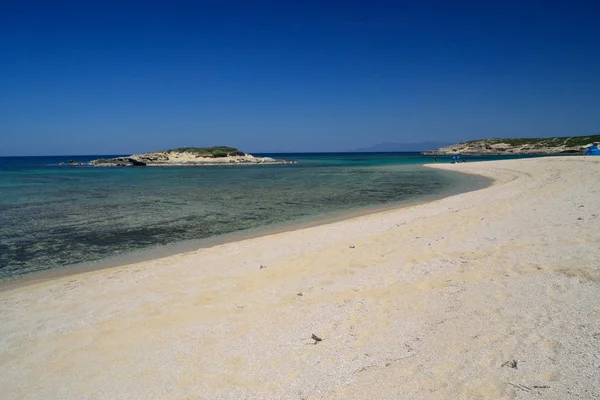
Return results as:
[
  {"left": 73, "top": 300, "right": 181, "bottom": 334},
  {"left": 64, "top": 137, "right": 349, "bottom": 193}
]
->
[{"left": 1, "top": 157, "right": 599, "bottom": 399}]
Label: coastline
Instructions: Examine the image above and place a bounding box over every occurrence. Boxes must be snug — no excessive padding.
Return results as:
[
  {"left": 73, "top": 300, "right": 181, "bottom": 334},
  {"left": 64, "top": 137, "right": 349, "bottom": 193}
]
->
[
  {"left": 0, "top": 167, "right": 492, "bottom": 290},
  {"left": 1, "top": 156, "right": 599, "bottom": 399}
]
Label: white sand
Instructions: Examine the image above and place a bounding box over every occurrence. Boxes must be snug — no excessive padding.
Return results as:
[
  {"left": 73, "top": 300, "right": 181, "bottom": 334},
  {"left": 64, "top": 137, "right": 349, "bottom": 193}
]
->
[{"left": 1, "top": 157, "right": 599, "bottom": 399}]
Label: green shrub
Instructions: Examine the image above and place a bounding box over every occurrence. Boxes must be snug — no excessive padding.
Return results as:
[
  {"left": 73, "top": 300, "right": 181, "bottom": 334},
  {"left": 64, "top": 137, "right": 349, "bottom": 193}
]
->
[
  {"left": 162, "top": 146, "right": 249, "bottom": 157},
  {"left": 460, "top": 135, "right": 600, "bottom": 148}
]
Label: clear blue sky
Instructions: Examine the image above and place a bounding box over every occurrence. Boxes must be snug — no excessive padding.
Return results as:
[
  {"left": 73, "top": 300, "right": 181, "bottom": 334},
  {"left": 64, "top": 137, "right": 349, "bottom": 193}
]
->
[{"left": 1, "top": 1, "right": 599, "bottom": 155}]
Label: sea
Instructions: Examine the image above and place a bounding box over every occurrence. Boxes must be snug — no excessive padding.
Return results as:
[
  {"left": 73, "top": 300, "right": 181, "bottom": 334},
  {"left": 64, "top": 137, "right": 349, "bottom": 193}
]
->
[{"left": 0, "top": 152, "right": 535, "bottom": 282}]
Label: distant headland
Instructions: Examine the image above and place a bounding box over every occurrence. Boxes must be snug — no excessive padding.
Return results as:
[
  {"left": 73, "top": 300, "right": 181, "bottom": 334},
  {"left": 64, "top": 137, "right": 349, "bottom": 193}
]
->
[
  {"left": 88, "top": 147, "right": 295, "bottom": 167},
  {"left": 422, "top": 135, "right": 600, "bottom": 155}
]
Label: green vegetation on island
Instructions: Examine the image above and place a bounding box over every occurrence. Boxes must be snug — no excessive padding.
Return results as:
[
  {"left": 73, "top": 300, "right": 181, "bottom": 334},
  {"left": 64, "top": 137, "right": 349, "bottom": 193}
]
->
[
  {"left": 461, "top": 135, "right": 600, "bottom": 147},
  {"left": 423, "top": 134, "right": 600, "bottom": 155},
  {"left": 89, "top": 146, "right": 294, "bottom": 166},
  {"left": 162, "top": 146, "right": 246, "bottom": 157}
]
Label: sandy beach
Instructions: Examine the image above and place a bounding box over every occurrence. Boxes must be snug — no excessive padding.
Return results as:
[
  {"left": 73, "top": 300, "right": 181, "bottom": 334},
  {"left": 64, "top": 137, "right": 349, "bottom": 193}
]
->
[{"left": 1, "top": 156, "right": 599, "bottom": 399}]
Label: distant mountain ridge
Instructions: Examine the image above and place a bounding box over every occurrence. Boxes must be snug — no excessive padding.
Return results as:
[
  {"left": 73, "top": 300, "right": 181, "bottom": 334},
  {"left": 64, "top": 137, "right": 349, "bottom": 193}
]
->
[
  {"left": 354, "top": 141, "right": 453, "bottom": 152},
  {"left": 421, "top": 135, "right": 600, "bottom": 155}
]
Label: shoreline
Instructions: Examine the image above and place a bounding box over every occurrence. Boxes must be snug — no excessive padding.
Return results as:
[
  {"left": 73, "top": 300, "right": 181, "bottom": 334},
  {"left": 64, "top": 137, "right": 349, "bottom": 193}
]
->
[
  {"left": 0, "top": 167, "right": 492, "bottom": 291},
  {"left": 2, "top": 156, "right": 599, "bottom": 399}
]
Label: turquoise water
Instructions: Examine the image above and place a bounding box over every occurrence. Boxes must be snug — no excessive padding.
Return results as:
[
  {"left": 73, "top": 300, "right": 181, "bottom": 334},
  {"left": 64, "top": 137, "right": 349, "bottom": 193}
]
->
[{"left": 0, "top": 152, "right": 505, "bottom": 280}]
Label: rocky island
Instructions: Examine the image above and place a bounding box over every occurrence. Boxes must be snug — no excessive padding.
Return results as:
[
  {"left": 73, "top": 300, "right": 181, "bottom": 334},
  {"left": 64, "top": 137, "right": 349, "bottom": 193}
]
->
[
  {"left": 422, "top": 135, "right": 600, "bottom": 155},
  {"left": 90, "top": 146, "right": 294, "bottom": 167}
]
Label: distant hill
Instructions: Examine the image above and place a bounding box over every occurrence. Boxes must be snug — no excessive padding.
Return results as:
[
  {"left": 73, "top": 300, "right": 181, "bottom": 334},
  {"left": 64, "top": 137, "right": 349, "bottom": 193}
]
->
[
  {"left": 354, "top": 141, "right": 453, "bottom": 152},
  {"left": 422, "top": 135, "right": 600, "bottom": 155}
]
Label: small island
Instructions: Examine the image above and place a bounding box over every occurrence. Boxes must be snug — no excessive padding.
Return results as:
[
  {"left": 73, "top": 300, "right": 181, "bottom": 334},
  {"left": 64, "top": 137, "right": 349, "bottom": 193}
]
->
[
  {"left": 422, "top": 135, "right": 600, "bottom": 155},
  {"left": 90, "top": 146, "right": 294, "bottom": 167}
]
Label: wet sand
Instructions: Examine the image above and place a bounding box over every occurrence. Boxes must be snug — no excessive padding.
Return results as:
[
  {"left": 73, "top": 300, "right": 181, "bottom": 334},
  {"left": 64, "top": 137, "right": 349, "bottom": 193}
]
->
[{"left": 1, "top": 156, "right": 599, "bottom": 399}]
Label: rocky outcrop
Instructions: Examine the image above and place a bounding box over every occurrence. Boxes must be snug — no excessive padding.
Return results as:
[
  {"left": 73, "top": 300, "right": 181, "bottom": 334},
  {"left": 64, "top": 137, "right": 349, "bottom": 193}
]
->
[
  {"left": 422, "top": 136, "right": 600, "bottom": 155},
  {"left": 89, "top": 157, "right": 147, "bottom": 167},
  {"left": 90, "top": 148, "right": 294, "bottom": 167},
  {"left": 59, "top": 160, "right": 85, "bottom": 166}
]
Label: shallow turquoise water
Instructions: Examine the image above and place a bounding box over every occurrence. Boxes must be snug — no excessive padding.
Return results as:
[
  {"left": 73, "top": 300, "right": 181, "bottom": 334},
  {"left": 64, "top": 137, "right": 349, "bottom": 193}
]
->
[{"left": 0, "top": 152, "right": 508, "bottom": 279}]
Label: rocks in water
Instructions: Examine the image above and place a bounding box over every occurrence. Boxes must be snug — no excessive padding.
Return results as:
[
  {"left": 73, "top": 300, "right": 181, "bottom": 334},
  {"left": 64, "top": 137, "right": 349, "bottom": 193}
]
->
[
  {"left": 89, "top": 157, "right": 147, "bottom": 167},
  {"left": 60, "top": 160, "right": 84, "bottom": 166},
  {"left": 128, "top": 158, "right": 147, "bottom": 166}
]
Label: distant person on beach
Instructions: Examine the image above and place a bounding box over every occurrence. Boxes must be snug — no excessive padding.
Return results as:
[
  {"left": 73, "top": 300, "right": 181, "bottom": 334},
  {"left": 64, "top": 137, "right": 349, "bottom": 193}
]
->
[{"left": 434, "top": 155, "right": 437, "bottom": 163}]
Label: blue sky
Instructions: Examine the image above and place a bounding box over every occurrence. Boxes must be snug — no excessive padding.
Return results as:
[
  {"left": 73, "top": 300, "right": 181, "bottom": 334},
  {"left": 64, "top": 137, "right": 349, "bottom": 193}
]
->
[{"left": 1, "top": 1, "right": 599, "bottom": 155}]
